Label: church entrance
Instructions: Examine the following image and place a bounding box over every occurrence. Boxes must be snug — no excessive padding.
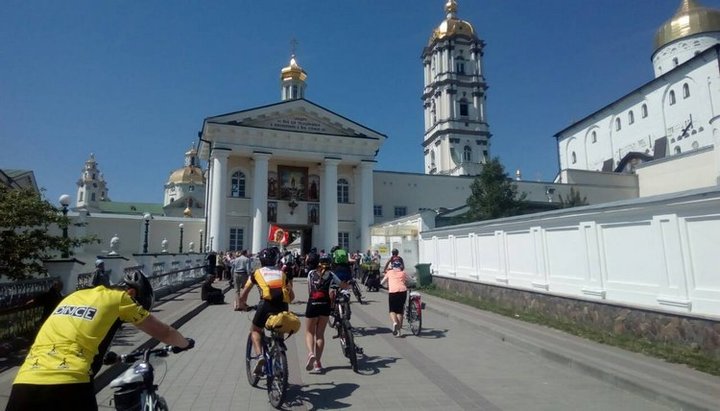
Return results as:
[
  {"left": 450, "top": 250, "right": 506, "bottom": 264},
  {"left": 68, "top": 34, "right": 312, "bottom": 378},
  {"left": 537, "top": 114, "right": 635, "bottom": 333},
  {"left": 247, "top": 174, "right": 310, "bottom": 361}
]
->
[{"left": 282, "top": 224, "right": 313, "bottom": 255}]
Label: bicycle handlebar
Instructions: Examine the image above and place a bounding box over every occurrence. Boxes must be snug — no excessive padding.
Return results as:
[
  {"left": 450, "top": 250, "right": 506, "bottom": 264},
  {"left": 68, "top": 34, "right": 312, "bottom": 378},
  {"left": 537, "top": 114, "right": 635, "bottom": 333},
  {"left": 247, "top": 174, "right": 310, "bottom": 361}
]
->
[{"left": 103, "top": 338, "right": 195, "bottom": 365}]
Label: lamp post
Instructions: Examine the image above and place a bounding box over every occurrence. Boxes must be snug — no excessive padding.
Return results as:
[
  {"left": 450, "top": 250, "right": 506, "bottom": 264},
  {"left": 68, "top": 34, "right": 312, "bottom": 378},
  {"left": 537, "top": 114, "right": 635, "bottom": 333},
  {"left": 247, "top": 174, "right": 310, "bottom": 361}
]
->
[
  {"left": 199, "top": 229, "right": 203, "bottom": 252},
  {"left": 59, "top": 194, "right": 71, "bottom": 258},
  {"left": 178, "top": 223, "right": 184, "bottom": 253},
  {"left": 142, "top": 213, "right": 152, "bottom": 253}
]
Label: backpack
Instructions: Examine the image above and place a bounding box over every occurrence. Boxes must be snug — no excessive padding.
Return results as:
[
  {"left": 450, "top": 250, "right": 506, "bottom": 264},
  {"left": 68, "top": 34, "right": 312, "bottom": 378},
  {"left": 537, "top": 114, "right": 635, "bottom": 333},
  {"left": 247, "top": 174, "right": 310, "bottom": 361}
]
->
[
  {"left": 332, "top": 248, "right": 349, "bottom": 264},
  {"left": 265, "top": 311, "right": 301, "bottom": 335}
]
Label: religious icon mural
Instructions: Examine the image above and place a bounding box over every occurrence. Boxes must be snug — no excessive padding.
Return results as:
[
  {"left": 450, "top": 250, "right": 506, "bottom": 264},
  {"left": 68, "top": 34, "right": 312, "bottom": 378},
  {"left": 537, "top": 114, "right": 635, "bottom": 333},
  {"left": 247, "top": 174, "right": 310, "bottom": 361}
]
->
[
  {"left": 308, "top": 174, "right": 320, "bottom": 201},
  {"left": 267, "top": 201, "right": 277, "bottom": 223},
  {"left": 308, "top": 203, "right": 319, "bottom": 225},
  {"left": 268, "top": 171, "right": 278, "bottom": 199},
  {"left": 278, "top": 166, "right": 308, "bottom": 201}
]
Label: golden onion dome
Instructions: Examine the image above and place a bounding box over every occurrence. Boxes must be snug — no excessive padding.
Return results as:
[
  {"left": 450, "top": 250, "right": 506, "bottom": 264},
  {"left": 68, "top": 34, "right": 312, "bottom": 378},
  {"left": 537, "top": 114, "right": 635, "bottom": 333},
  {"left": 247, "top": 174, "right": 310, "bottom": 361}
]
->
[
  {"left": 168, "top": 166, "right": 204, "bottom": 185},
  {"left": 654, "top": 0, "right": 720, "bottom": 51},
  {"left": 280, "top": 55, "right": 307, "bottom": 82},
  {"left": 429, "top": 0, "right": 476, "bottom": 45},
  {"left": 183, "top": 206, "right": 192, "bottom": 217}
]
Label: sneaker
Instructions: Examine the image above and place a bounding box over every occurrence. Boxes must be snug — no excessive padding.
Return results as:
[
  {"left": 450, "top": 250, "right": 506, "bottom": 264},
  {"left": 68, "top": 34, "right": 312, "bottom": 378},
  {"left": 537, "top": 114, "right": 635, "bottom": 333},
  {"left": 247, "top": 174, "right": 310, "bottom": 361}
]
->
[
  {"left": 309, "top": 360, "right": 323, "bottom": 374},
  {"left": 392, "top": 322, "right": 399, "bottom": 336},
  {"left": 253, "top": 357, "right": 266, "bottom": 376},
  {"left": 396, "top": 328, "right": 402, "bottom": 338},
  {"left": 305, "top": 353, "right": 316, "bottom": 371}
]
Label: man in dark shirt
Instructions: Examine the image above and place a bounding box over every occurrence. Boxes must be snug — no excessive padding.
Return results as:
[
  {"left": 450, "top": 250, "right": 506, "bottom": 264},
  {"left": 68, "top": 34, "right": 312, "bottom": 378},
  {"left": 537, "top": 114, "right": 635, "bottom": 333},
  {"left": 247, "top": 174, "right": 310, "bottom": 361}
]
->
[{"left": 201, "top": 274, "right": 224, "bottom": 305}]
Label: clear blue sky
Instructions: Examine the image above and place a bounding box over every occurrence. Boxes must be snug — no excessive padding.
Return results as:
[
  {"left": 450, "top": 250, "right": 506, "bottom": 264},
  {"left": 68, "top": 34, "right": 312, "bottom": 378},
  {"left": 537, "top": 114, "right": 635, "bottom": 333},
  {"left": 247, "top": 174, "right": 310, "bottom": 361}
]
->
[{"left": 2, "top": 0, "right": 714, "bottom": 205}]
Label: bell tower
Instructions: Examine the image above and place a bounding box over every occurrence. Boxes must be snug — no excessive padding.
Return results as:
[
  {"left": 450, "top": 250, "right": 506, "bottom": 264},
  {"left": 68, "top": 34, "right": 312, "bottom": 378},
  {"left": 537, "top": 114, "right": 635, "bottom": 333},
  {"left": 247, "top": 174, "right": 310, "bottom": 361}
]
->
[
  {"left": 422, "top": 0, "right": 490, "bottom": 176},
  {"left": 76, "top": 153, "right": 110, "bottom": 211}
]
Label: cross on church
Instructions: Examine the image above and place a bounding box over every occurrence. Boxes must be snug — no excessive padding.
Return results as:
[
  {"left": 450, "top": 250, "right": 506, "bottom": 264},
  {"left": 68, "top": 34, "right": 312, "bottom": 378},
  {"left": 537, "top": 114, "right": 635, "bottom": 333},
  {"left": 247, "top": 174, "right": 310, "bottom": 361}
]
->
[{"left": 290, "top": 37, "right": 298, "bottom": 56}]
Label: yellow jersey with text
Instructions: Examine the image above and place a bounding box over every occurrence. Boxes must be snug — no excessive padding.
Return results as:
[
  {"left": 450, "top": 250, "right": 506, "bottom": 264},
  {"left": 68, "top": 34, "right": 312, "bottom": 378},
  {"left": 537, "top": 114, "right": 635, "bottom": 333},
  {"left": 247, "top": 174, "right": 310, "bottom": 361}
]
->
[
  {"left": 13, "top": 286, "right": 150, "bottom": 385},
  {"left": 249, "top": 267, "right": 291, "bottom": 303}
]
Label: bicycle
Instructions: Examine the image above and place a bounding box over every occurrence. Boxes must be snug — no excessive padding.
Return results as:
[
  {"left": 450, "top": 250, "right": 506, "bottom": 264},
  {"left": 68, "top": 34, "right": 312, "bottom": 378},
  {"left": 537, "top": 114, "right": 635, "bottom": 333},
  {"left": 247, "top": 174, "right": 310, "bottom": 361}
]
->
[
  {"left": 349, "top": 278, "right": 363, "bottom": 304},
  {"left": 105, "top": 342, "right": 194, "bottom": 411},
  {"left": 405, "top": 289, "right": 424, "bottom": 336},
  {"left": 244, "top": 306, "right": 297, "bottom": 409},
  {"left": 329, "top": 287, "right": 362, "bottom": 372}
]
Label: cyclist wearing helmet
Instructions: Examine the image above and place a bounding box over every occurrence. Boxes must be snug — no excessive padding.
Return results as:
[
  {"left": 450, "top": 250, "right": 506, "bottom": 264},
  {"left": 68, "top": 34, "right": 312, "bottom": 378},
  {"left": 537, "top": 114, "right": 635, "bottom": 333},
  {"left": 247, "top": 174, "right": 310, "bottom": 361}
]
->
[
  {"left": 381, "top": 264, "right": 412, "bottom": 337},
  {"left": 6, "top": 270, "right": 193, "bottom": 411},
  {"left": 330, "top": 245, "right": 353, "bottom": 284},
  {"left": 304, "top": 254, "right": 343, "bottom": 374},
  {"left": 237, "top": 247, "right": 295, "bottom": 375},
  {"left": 383, "top": 248, "right": 405, "bottom": 272}
]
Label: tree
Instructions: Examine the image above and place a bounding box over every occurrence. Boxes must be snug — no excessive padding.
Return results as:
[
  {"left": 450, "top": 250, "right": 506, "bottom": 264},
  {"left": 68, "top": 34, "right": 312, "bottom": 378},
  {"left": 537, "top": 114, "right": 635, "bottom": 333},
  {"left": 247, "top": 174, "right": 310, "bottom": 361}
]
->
[
  {"left": 465, "top": 157, "right": 527, "bottom": 221},
  {"left": 0, "top": 186, "right": 97, "bottom": 281},
  {"left": 559, "top": 187, "right": 588, "bottom": 208}
]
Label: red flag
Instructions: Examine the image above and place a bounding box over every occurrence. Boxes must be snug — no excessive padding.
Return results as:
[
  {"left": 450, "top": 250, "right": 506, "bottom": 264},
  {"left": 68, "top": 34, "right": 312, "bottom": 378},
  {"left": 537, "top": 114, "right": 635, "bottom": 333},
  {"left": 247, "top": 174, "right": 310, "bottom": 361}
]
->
[{"left": 268, "top": 224, "right": 289, "bottom": 245}]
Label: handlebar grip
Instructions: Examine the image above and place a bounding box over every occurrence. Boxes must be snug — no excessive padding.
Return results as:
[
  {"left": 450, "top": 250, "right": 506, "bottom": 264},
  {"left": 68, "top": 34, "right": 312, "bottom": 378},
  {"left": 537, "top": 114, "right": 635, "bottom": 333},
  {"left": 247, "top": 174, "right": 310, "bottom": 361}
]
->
[{"left": 102, "top": 351, "right": 119, "bottom": 365}]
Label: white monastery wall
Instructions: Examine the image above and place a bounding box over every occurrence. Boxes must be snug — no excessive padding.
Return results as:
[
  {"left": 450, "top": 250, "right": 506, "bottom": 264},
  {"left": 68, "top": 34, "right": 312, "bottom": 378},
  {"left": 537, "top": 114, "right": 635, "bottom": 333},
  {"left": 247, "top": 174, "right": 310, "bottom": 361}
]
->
[
  {"left": 636, "top": 147, "right": 717, "bottom": 196},
  {"left": 420, "top": 186, "right": 720, "bottom": 317}
]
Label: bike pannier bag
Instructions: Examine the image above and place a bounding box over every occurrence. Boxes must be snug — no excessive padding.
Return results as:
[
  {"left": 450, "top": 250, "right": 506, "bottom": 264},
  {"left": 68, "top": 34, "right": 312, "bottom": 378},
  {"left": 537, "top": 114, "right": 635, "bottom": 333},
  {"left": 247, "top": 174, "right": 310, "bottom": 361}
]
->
[{"left": 265, "top": 311, "right": 301, "bottom": 335}]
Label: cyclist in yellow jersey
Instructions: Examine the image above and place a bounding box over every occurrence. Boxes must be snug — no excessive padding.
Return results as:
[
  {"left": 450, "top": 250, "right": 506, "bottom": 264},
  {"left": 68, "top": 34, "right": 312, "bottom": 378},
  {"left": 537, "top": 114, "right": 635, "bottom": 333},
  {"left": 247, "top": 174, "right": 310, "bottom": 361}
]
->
[
  {"left": 6, "top": 271, "right": 193, "bottom": 411},
  {"left": 237, "top": 247, "right": 294, "bottom": 375}
]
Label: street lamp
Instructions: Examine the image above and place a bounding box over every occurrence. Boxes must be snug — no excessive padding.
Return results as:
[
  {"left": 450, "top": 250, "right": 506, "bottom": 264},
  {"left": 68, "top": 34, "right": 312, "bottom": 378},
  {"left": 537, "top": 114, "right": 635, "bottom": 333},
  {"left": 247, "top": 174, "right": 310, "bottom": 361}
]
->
[
  {"left": 178, "top": 223, "right": 184, "bottom": 253},
  {"left": 59, "top": 194, "right": 71, "bottom": 258},
  {"left": 142, "top": 213, "right": 152, "bottom": 253},
  {"left": 199, "top": 229, "right": 204, "bottom": 252}
]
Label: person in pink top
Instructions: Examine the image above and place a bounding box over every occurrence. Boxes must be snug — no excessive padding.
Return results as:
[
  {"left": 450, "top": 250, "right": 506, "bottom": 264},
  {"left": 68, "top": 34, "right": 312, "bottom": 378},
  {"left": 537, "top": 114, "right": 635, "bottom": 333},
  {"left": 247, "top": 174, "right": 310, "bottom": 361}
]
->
[{"left": 381, "top": 260, "right": 411, "bottom": 337}]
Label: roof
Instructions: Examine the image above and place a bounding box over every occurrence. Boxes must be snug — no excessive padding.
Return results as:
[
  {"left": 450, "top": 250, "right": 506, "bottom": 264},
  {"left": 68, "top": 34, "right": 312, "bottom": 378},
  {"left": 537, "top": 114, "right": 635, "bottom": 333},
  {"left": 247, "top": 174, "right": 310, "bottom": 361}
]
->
[{"left": 96, "top": 201, "right": 165, "bottom": 215}]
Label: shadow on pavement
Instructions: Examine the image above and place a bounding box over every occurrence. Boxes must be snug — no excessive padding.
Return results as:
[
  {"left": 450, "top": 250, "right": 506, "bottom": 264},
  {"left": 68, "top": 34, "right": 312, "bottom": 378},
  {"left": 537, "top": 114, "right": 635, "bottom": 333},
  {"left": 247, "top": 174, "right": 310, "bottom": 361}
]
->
[
  {"left": 354, "top": 326, "right": 392, "bottom": 337},
  {"left": 286, "top": 382, "right": 359, "bottom": 410},
  {"left": 414, "top": 328, "right": 448, "bottom": 339},
  {"left": 355, "top": 355, "right": 400, "bottom": 376}
]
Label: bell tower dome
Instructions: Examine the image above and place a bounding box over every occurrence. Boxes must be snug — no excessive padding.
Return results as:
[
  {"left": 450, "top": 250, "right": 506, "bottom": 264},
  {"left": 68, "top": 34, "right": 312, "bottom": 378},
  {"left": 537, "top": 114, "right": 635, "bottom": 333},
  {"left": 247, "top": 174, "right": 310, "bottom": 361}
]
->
[
  {"left": 422, "top": 0, "right": 489, "bottom": 176},
  {"left": 280, "top": 53, "right": 307, "bottom": 101}
]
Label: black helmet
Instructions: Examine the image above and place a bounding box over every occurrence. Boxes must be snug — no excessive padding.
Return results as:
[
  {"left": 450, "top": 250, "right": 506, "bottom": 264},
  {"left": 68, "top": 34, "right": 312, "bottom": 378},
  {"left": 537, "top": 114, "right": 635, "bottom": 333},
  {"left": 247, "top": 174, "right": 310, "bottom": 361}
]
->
[
  {"left": 391, "top": 249, "right": 399, "bottom": 256},
  {"left": 258, "top": 247, "right": 279, "bottom": 267},
  {"left": 122, "top": 270, "right": 154, "bottom": 310},
  {"left": 318, "top": 255, "right": 332, "bottom": 267}
]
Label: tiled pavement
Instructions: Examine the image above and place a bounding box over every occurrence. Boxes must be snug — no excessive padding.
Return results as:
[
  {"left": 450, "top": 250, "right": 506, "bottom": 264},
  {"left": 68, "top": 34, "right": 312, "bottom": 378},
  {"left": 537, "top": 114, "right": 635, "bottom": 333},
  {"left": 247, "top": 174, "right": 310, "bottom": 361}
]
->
[{"left": 1, "top": 279, "right": 718, "bottom": 410}]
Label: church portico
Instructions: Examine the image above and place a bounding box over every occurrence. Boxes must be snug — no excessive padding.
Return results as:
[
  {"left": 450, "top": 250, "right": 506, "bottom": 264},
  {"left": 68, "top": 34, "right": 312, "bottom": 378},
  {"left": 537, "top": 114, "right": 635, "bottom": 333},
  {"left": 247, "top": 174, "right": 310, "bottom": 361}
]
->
[{"left": 198, "top": 55, "right": 386, "bottom": 253}]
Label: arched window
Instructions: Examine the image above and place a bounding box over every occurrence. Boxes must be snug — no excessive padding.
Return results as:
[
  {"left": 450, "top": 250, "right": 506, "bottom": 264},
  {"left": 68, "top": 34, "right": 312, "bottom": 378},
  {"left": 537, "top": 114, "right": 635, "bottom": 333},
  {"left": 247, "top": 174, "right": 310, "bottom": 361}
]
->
[
  {"left": 591, "top": 131, "right": 597, "bottom": 143},
  {"left": 459, "top": 99, "right": 469, "bottom": 116},
  {"left": 673, "top": 57, "right": 679, "bottom": 66},
  {"left": 683, "top": 83, "right": 690, "bottom": 98},
  {"left": 79, "top": 192, "right": 83, "bottom": 202},
  {"left": 571, "top": 151, "right": 577, "bottom": 164},
  {"left": 641, "top": 104, "right": 648, "bottom": 118},
  {"left": 669, "top": 90, "right": 676, "bottom": 105},
  {"left": 463, "top": 145, "right": 472, "bottom": 162},
  {"left": 231, "top": 171, "right": 246, "bottom": 198},
  {"left": 615, "top": 118, "right": 621, "bottom": 131},
  {"left": 430, "top": 151, "right": 436, "bottom": 167},
  {"left": 674, "top": 146, "right": 682, "bottom": 154},
  {"left": 628, "top": 111, "right": 634, "bottom": 125},
  {"left": 337, "top": 178, "right": 350, "bottom": 203}
]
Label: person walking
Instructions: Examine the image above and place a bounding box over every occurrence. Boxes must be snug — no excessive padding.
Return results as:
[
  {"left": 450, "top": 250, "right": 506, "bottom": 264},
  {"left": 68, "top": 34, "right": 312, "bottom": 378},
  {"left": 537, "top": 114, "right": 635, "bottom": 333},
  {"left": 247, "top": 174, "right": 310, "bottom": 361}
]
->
[
  {"left": 383, "top": 248, "right": 405, "bottom": 272},
  {"left": 304, "top": 255, "right": 343, "bottom": 374},
  {"left": 5, "top": 271, "right": 193, "bottom": 411},
  {"left": 381, "top": 261, "right": 411, "bottom": 337},
  {"left": 232, "top": 250, "right": 251, "bottom": 310},
  {"left": 91, "top": 259, "right": 110, "bottom": 287}
]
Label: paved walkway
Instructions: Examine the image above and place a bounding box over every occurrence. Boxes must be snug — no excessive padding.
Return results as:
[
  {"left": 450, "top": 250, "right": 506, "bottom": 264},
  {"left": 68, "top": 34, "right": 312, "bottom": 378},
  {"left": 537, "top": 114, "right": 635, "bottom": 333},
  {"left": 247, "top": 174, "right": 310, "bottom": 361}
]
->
[{"left": 1, "top": 279, "right": 718, "bottom": 410}]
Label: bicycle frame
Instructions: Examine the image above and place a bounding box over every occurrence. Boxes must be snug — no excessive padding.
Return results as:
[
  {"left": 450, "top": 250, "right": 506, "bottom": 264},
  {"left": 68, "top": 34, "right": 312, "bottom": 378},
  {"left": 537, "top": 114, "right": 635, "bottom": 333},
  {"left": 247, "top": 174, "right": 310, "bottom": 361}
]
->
[{"left": 107, "top": 346, "right": 174, "bottom": 411}]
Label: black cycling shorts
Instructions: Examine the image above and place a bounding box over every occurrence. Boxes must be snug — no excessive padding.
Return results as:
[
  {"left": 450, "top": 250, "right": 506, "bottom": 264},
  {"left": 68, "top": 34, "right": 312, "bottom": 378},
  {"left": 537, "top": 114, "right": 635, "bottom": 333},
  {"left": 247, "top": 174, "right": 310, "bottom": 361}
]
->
[
  {"left": 305, "top": 300, "right": 332, "bottom": 318},
  {"left": 388, "top": 291, "right": 407, "bottom": 314},
  {"left": 252, "top": 300, "right": 289, "bottom": 329},
  {"left": 7, "top": 382, "right": 97, "bottom": 411}
]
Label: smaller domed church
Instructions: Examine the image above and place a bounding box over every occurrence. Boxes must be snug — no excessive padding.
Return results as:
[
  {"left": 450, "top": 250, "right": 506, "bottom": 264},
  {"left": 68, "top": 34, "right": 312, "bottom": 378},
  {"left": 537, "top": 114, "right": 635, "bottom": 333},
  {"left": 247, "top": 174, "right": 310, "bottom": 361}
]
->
[{"left": 163, "top": 144, "right": 206, "bottom": 218}]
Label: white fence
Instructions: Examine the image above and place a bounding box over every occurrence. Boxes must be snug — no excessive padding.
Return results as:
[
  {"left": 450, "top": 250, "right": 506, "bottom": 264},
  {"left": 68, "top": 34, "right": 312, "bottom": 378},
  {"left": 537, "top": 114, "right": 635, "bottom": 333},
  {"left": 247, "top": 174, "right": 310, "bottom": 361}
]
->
[{"left": 420, "top": 186, "right": 720, "bottom": 318}]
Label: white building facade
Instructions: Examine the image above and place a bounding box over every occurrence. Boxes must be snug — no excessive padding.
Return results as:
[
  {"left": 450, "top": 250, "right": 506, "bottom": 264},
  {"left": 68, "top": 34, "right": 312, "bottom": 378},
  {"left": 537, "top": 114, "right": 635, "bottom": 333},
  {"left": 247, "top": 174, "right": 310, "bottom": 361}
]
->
[{"left": 555, "top": 0, "right": 720, "bottom": 196}]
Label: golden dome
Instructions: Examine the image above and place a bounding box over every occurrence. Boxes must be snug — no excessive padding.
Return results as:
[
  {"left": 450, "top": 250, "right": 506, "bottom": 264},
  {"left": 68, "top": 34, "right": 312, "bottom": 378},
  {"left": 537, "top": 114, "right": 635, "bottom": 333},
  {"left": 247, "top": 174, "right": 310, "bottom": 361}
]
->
[
  {"left": 654, "top": 0, "right": 720, "bottom": 51},
  {"left": 429, "top": 0, "right": 476, "bottom": 45},
  {"left": 280, "top": 55, "right": 307, "bottom": 82},
  {"left": 183, "top": 206, "right": 192, "bottom": 217},
  {"left": 168, "top": 166, "right": 204, "bottom": 185}
]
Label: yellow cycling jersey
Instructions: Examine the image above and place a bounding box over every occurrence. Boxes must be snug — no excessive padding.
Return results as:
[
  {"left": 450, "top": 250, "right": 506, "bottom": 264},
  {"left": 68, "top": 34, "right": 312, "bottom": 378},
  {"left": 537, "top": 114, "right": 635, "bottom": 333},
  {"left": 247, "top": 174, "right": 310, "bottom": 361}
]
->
[
  {"left": 249, "top": 267, "right": 291, "bottom": 303},
  {"left": 14, "top": 286, "right": 150, "bottom": 385}
]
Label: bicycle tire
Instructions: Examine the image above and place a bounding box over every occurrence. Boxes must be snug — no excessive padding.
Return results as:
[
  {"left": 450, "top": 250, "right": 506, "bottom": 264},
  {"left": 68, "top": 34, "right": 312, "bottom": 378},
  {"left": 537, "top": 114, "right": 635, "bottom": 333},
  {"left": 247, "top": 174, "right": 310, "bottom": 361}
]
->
[
  {"left": 245, "top": 333, "right": 260, "bottom": 387},
  {"left": 156, "top": 395, "right": 169, "bottom": 411},
  {"left": 340, "top": 320, "right": 358, "bottom": 372},
  {"left": 409, "top": 299, "right": 422, "bottom": 336},
  {"left": 352, "top": 281, "right": 363, "bottom": 303},
  {"left": 267, "top": 345, "right": 288, "bottom": 409}
]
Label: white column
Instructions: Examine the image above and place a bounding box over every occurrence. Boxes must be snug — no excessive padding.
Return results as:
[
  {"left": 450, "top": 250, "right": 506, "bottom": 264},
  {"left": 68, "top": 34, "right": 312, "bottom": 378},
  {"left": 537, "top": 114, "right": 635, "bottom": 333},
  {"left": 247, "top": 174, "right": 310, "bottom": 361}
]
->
[
  {"left": 322, "top": 158, "right": 340, "bottom": 250},
  {"left": 251, "top": 152, "right": 271, "bottom": 254},
  {"left": 359, "top": 161, "right": 375, "bottom": 251},
  {"left": 209, "top": 148, "right": 230, "bottom": 251}
]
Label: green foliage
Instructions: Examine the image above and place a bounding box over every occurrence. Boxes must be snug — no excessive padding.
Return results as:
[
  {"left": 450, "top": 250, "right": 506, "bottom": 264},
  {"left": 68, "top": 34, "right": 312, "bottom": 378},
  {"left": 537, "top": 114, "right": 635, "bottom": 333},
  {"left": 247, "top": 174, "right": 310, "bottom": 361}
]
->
[
  {"left": 559, "top": 187, "right": 588, "bottom": 208},
  {"left": 465, "top": 157, "right": 527, "bottom": 221},
  {"left": 0, "top": 186, "right": 98, "bottom": 281}
]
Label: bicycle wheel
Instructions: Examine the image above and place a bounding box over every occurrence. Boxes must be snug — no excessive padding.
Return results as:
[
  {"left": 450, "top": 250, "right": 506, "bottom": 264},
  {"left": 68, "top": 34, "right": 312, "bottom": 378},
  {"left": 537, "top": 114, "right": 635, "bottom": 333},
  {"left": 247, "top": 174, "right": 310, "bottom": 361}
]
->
[
  {"left": 340, "top": 320, "right": 358, "bottom": 372},
  {"left": 408, "top": 299, "right": 422, "bottom": 336},
  {"left": 351, "top": 281, "right": 363, "bottom": 303},
  {"left": 267, "top": 345, "right": 288, "bottom": 409},
  {"left": 245, "top": 333, "right": 260, "bottom": 387}
]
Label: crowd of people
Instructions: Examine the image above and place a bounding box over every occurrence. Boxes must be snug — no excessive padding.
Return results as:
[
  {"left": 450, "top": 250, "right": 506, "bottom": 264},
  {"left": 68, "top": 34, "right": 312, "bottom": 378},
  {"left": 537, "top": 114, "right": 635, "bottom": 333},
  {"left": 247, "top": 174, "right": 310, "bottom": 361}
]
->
[{"left": 6, "top": 244, "right": 410, "bottom": 409}]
